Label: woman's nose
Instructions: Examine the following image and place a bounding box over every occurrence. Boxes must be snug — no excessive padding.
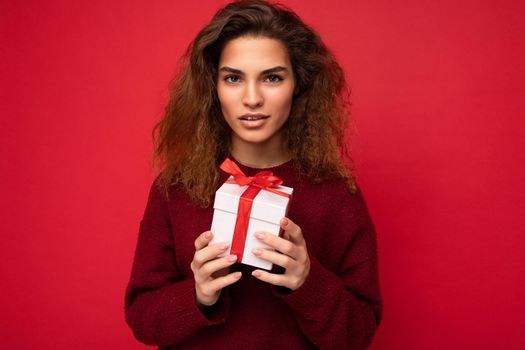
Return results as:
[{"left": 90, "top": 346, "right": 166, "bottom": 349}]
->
[{"left": 242, "top": 81, "right": 263, "bottom": 108}]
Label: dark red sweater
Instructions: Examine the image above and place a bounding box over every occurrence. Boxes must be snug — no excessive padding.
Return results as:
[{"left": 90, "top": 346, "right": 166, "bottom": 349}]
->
[{"left": 125, "top": 158, "right": 382, "bottom": 349}]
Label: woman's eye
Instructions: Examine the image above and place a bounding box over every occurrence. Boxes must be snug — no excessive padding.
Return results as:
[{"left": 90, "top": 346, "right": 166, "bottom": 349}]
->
[
  {"left": 264, "top": 75, "right": 283, "bottom": 83},
  {"left": 224, "top": 75, "right": 240, "bottom": 83}
]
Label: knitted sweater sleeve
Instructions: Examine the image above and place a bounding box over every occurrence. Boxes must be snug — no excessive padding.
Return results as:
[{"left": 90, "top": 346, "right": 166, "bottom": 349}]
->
[
  {"left": 124, "top": 179, "right": 231, "bottom": 346},
  {"left": 274, "top": 188, "right": 382, "bottom": 350}
]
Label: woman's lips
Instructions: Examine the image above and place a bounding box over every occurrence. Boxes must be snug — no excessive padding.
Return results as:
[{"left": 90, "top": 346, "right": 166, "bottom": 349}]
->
[{"left": 238, "top": 114, "right": 269, "bottom": 129}]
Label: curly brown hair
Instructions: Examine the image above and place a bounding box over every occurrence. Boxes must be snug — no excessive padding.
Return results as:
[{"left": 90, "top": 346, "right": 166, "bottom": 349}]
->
[{"left": 152, "top": 0, "right": 357, "bottom": 207}]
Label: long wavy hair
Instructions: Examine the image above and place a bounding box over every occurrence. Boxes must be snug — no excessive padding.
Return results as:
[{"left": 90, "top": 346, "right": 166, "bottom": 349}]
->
[{"left": 152, "top": 0, "right": 357, "bottom": 207}]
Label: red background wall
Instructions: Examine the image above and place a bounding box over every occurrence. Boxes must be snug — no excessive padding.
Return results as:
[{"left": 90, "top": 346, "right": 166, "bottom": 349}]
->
[{"left": 1, "top": 0, "right": 524, "bottom": 349}]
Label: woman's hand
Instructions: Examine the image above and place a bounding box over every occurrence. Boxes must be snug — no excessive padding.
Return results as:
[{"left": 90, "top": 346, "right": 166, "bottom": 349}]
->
[
  {"left": 251, "top": 217, "right": 310, "bottom": 290},
  {"left": 191, "top": 231, "right": 242, "bottom": 308}
]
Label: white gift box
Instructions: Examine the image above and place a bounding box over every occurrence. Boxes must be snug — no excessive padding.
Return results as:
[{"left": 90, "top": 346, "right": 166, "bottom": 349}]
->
[{"left": 210, "top": 176, "right": 293, "bottom": 270}]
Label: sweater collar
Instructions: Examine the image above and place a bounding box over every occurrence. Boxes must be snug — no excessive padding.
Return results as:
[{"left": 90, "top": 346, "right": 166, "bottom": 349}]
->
[{"left": 228, "top": 154, "right": 292, "bottom": 173}]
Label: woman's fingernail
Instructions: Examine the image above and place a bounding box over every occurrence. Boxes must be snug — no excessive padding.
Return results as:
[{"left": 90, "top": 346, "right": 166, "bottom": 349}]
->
[
  {"left": 255, "top": 232, "right": 265, "bottom": 239},
  {"left": 252, "top": 270, "right": 261, "bottom": 278},
  {"left": 233, "top": 272, "right": 242, "bottom": 279},
  {"left": 204, "top": 231, "right": 212, "bottom": 239},
  {"left": 252, "top": 248, "right": 262, "bottom": 256},
  {"left": 228, "top": 255, "right": 237, "bottom": 262},
  {"left": 219, "top": 243, "right": 229, "bottom": 250},
  {"left": 281, "top": 218, "right": 288, "bottom": 226}
]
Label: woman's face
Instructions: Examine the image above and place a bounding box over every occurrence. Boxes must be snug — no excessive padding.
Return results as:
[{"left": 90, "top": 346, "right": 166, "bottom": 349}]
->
[{"left": 216, "top": 36, "right": 295, "bottom": 148}]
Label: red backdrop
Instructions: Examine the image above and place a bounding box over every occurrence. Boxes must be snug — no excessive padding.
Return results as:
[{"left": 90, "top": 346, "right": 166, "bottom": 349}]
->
[{"left": 1, "top": 0, "right": 524, "bottom": 349}]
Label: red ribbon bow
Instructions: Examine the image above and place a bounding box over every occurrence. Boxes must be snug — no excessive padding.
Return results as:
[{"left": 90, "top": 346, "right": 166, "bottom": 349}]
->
[
  {"left": 219, "top": 158, "right": 291, "bottom": 264},
  {"left": 220, "top": 158, "right": 290, "bottom": 198}
]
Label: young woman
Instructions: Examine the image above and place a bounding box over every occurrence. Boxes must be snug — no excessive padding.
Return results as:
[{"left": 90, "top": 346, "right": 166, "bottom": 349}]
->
[{"left": 125, "top": 1, "right": 382, "bottom": 349}]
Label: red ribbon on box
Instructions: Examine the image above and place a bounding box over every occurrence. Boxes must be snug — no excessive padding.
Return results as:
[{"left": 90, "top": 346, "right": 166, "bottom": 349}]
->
[{"left": 219, "top": 158, "right": 291, "bottom": 263}]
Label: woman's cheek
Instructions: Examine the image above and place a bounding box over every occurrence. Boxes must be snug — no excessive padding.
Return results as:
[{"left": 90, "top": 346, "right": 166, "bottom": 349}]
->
[{"left": 219, "top": 95, "right": 236, "bottom": 122}]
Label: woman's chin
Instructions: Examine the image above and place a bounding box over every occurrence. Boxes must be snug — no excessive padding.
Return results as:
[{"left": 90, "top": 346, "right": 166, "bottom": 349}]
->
[{"left": 232, "top": 131, "right": 278, "bottom": 146}]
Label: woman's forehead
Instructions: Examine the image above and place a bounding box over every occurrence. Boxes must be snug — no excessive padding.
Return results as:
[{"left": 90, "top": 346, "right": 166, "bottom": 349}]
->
[{"left": 218, "top": 36, "right": 292, "bottom": 72}]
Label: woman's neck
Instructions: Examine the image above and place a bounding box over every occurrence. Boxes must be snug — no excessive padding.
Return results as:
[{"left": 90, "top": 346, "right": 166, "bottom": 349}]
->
[{"left": 229, "top": 133, "right": 291, "bottom": 169}]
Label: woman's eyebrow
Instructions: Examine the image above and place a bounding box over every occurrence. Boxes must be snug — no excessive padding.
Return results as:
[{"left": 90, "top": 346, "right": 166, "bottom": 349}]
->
[{"left": 218, "top": 66, "right": 289, "bottom": 75}]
